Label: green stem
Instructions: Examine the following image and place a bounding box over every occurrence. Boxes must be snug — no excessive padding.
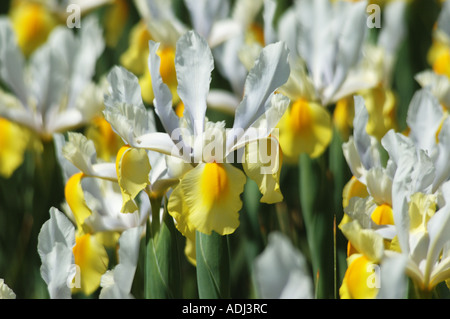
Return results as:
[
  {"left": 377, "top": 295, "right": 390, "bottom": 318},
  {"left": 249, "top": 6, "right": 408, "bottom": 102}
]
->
[{"left": 196, "top": 231, "right": 230, "bottom": 299}]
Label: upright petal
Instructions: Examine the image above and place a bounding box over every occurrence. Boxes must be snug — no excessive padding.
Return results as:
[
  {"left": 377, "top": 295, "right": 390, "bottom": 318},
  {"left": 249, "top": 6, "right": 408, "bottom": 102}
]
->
[
  {"left": 148, "top": 40, "right": 178, "bottom": 135},
  {"left": 175, "top": 30, "right": 214, "bottom": 136},
  {"left": 229, "top": 41, "right": 290, "bottom": 149},
  {"left": 104, "top": 66, "right": 156, "bottom": 146}
]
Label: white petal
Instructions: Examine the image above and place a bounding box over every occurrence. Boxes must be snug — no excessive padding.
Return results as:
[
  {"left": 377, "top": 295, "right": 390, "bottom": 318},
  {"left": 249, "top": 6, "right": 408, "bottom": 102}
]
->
[
  {"left": 263, "top": 0, "right": 277, "bottom": 45},
  {"left": 104, "top": 66, "right": 156, "bottom": 146},
  {"left": 352, "top": 96, "right": 381, "bottom": 170},
  {"left": 427, "top": 181, "right": 450, "bottom": 270},
  {"left": 228, "top": 41, "right": 290, "bottom": 150},
  {"left": 148, "top": 40, "right": 178, "bottom": 134},
  {"left": 229, "top": 93, "right": 289, "bottom": 153},
  {"left": 377, "top": 253, "right": 408, "bottom": 299},
  {"left": 437, "top": 0, "right": 450, "bottom": 39},
  {"left": 415, "top": 70, "right": 450, "bottom": 108},
  {"left": 433, "top": 117, "right": 450, "bottom": 191},
  {"left": 208, "top": 19, "right": 242, "bottom": 48},
  {"left": 0, "top": 18, "right": 28, "bottom": 107},
  {"left": 184, "top": 0, "right": 229, "bottom": 40},
  {"left": 37, "top": 207, "right": 76, "bottom": 299},
  {"left": 62, "top": 132, "right": 97, "bottom": 176},
  {"left": 253, "top": 232, "right": 313, "bottom": 299},
  {"left": 206, "top": 89, "right": 240, "bottom": 114},
  {"left": 321, "top": 1, "right": 368, "bottom": 105},
  {"left": 0, "top": 279, "right": 16, "bottom": 299},
  {"left": 99, "top": 226, "right": 144, "bottom": 299},
  {"left": 175, "top": 30, "right": 214, "bottom": 136},
  {"left": 406, "top": 89, "right": 443, "bottom": 154}
]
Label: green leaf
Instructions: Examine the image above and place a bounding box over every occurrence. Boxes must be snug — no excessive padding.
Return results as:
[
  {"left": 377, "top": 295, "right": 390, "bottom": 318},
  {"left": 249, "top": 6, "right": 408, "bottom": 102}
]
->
[
  {"left": 145, "top": 198, "right": 181, "bottom": 299},
  {"left": 196, "top": 231, "right": 230, "bottom": 299},
  {"left": 299, "top": 153, "right": 335, "bottom": 299},
  {"left": 328, "top": 127, "right": 352, "bottom": 288}
]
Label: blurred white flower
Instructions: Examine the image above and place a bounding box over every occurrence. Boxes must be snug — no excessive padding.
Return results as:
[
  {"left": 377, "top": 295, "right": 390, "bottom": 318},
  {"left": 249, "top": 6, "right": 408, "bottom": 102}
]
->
[{"left": 253, "top": 232, "right": 313, "bottom": 299}]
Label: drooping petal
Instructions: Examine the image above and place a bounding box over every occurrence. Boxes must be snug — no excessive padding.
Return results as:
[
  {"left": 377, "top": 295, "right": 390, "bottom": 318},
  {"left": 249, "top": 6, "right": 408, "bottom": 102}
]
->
[
  {"left": 168, "top": 162, "right": 246, "bottom": 236},
  {"left": 72, "top": 233, "right": 109, "bottom": 296},
  {"left": 115, "top": 145, "right": 151, "bottom": 214},
  {"left": 340, "top": 254, "right": 379, "bottom": 299},
  {"left": 278, "top": 98, "right": 332, "bottom": 161},
  {"left": 65, "top": 172, "right": 92, "bottom": 234},
  {"left": 243, "top": 137, "right": 283, "bottom": 204},
  {"left": 339, "top": 220, "right": 384, "bottom": 263}
]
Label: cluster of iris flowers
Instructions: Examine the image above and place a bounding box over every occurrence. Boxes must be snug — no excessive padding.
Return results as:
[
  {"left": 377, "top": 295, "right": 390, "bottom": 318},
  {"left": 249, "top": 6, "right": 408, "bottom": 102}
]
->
[{"left": 0, "top": 0, "right": 449, "bottom": 300}]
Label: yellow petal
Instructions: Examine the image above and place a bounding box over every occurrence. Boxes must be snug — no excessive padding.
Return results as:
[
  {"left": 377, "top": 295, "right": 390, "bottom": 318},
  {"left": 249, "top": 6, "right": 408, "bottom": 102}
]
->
[
  {"left": 138, "top": 68, "right": 155, "bottom": 105},
  {"left": 339, "top": 220, "right": 384, "bottom": 262},
  {"left": 360, "top": 86, "right": 397, "bottom": 141},
  {"left": 342, "top": 176, "right": 369, "bottom": 209},
  {"left": 72, "top": 233, "right": 109, "bottom": 296},
  {"left": 340, "top": 254, "right": 379, "bottom": 299},
  {"left": 166, "top": 183, "right": 197, "bottom": 265},
  {"left": 0, "top": 118, "right": 30, "bottom": 178},
  {"left": 371, "top": 203, "right": 394, "bottom": 225},
  {"left": 333, "top": 95, "right": 355, "bottom": 141},
  {"left": 85, "top": 116, "right": 124, "bottom": 162},
  {"left": 408, "top": 192, "right": 437, "bottom": 233},
  {"left": 116, "top": 145, "right": 151, "bottom": 214},
  {"left": 431, "top": 42, "right": 450, "bottom": 78},
  {"left": 243, "top": 137, "right": 283, "bottom": 204},
  {"left": 10, "top": 1, "right": 58, "bottom": 56},
  {"left": 120, "top": 20, "right": 152, "bottom": 76},
  {"left": 104, "top": 0, "right": 129, "bottom": 48},
  {"left": 278, "top": 98, "right": 332, "bottom": 161},
  {"left": 168, "top": 162, "right": 246, "bottom": 236},
  {"left": 65, "top": 172, "right": 92, "bottom": 234}
]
